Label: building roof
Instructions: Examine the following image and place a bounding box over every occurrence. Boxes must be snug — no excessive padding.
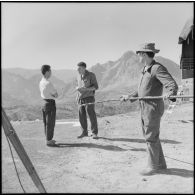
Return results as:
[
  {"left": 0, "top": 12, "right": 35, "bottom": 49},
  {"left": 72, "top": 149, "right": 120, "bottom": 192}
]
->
[{"left": 178, "top": 17, "right": 194, "bottom": 44}]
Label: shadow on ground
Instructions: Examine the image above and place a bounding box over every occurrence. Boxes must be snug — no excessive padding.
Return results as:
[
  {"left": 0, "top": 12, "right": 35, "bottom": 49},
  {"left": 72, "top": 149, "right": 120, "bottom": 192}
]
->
[
  {"left": 128, "top": 148, "right": 146, "bottom": 152},
  {"left": 56, "top": 143, "right": 127, "bottom": 151},
  {"left": 55, "top": 142, "right": 147, "bottom": 152},
  {"left": 98, "top": 137, "right": 181, "bottom": 144},
  {"left": 159, "top": 168, "right": 194, "bottom": 178}
]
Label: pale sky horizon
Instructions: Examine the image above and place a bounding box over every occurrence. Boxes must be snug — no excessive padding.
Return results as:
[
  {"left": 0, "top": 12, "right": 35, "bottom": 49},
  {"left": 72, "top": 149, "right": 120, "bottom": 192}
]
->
[{"left": 2, "top": 2, "right": 194, "bottom": 70}]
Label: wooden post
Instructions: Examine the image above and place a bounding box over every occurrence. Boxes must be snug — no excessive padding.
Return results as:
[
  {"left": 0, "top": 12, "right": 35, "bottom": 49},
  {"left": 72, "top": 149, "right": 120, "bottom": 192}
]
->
[{"left": 2, "top": 107, "right": 47, "bottom": 193}]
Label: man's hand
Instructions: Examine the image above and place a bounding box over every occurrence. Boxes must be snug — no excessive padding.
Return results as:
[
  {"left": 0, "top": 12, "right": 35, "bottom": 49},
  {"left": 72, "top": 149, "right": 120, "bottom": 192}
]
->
[
  {"left": 163, "top": 93, "right": 170, "bottom": 100},
  {"left": 51, "top": 92, "right": 58, "bottom": 98},
  {"left": 120, "top": 95, "right": 130, "bottom": 102},
  {"left": 164, "top": 93, "right": 176, "bottom": 102}
]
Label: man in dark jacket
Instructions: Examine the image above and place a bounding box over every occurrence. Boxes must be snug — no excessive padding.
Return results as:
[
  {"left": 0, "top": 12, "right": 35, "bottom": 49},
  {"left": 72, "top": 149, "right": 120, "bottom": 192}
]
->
[
  {"left": 76, "top": 62, "right": 99, "bottom": 139},
  {"left": 121, "top": 43, "right": 178, "bottom": 176}
]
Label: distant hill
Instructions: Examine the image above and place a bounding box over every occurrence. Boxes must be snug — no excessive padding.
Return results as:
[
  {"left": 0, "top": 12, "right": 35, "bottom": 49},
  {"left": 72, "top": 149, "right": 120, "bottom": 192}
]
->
[
  {"left": 2, "top": 70, "right": 66, "bottom": 106},
  {"left": 2, "top": 92, "right": 27, "bottom": 107},
  {"left": 4, "top": 68, "right": 39, "bottom": 79},
  {"left": 4, "top": 68, "right": 77, "bottom": 83}
]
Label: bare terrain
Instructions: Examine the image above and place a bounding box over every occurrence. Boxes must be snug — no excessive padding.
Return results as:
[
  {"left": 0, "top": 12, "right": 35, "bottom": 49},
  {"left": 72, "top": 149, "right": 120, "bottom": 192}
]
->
[{"left": 2, "top": 102, "right": 194, "bottom": 193}]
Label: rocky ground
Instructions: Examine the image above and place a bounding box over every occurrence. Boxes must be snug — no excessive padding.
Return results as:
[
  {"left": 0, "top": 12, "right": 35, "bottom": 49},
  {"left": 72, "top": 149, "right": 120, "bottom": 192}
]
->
[{"left": 2, "top": 102, "right": 194, "bottom": 193}]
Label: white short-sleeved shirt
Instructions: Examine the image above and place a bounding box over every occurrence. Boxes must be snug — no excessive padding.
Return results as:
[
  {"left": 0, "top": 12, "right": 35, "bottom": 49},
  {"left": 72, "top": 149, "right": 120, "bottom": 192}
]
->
[{"left": 39, "top": 77, "right": 57, "bottom": 100}]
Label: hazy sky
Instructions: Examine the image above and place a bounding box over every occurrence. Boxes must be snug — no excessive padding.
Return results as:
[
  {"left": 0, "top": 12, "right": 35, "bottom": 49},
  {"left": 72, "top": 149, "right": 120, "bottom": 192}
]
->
[{"left": 2, "top": 2, "right": 193, "bottom": 70}]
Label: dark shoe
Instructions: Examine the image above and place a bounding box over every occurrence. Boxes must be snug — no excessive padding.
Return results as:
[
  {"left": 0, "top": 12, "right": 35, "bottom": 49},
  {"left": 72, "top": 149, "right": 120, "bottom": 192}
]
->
[
  {"left": 92, "top": 133, "right": 98, "bottom": 139},
  {"left": 158, "top": 166, "right": 167, "bottom": 171},
  {"left": 50, "top": 140, "right": 56, "bottom": 144},
  {"left": 77, "top": 132, "right": 88, "bottom": 138},
  {"left": 47, "top": 140, "right": 57, "bottom": 147},
  {"left": 156, "top": 166, "right": 167, "bottom": 173}
]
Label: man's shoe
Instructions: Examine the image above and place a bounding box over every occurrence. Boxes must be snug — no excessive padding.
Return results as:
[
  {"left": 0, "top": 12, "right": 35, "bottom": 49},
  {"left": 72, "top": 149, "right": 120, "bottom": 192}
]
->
[
  {"left": 159, "top": 165, "right": 167, "bottom": 170},
  {"left": 92, "top": 133, "right": 98, "bottom": 139},
  {"left": 77, "top": 133, "right": 88, "bottom": 138},
  {"left": 47, "top": 140, "right": 56, "bottom": 144},
  {"left": 140, "top": 168, "right": 157, "bottom": 176},
  {"left": 47, "top": 140, "right": 56, "bottom": 146},
  {"left": 157, "top": 166, "right": 167, "bottom": 173}
]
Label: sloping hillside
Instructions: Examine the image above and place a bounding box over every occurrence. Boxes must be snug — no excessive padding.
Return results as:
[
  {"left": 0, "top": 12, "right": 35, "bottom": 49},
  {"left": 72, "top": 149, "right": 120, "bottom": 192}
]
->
[
  {"left": 2, "top": 70, "right": 66, "bottom": 106},
  {"left": 4, "top": 68, "right": 77, "bottom": 83}
]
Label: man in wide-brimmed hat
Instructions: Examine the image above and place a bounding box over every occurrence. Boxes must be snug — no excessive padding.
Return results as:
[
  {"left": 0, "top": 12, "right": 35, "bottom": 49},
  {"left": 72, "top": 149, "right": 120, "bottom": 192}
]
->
[{"left": 121, "top": 43, "right": 178, "bottom": 176}]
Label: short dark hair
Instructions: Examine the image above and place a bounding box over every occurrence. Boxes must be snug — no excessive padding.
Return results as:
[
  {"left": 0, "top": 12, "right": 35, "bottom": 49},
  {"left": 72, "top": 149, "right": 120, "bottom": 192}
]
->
[
  {"left": 77, "top": 62, "right": 86, "bottom": 68},
  {"left": 41, "top": 65, "right": 51, "bottom": 75}
]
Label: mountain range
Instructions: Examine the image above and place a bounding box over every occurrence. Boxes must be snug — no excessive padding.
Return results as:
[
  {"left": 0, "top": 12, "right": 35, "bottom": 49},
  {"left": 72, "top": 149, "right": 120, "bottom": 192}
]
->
[
  {"left": 3, "top": 68, "right": 77, "bottom": 83},
  {"left": 62, "top": 51, "right": 182, "bottom": 101},
  {"left": 2, "top": 50, "right": 182, "bottom": 107}
]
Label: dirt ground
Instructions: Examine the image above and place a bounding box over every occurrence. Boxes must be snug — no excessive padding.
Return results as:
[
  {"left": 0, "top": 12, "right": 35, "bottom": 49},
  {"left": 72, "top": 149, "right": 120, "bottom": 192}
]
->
[{"left": 2, "top": 102, "right": 194, "bottom": 193}]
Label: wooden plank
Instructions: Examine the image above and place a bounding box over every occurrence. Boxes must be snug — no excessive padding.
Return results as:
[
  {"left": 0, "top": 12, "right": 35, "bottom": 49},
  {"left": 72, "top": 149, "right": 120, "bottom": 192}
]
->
[{"left": 2, "top": 107, "right": 47, "bottom": 193}]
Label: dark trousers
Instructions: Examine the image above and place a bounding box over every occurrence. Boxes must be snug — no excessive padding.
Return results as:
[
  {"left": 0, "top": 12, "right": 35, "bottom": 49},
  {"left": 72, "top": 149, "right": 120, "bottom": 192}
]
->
[
  {"left": 78, "top": 96, "right": 98, "bottom": 135},
  {"left": 42, "top": 99, "right": 56, "bottom": 141},
  {"left": 140, "top": 100, "right": 167, "bottom": 169}
]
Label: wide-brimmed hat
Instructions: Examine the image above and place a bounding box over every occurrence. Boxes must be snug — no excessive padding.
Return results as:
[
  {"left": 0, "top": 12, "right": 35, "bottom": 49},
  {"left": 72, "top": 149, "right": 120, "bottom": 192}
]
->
[{"left": 136, "top": 43, "right": 160, "bottom": 54}]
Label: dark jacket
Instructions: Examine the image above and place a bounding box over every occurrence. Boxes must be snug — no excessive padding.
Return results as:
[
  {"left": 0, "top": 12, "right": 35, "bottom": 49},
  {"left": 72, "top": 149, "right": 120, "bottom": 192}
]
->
[
  {"left": 77, "top": 70, "right": 99, "bottom": 100},
  {"left": 131, "top": 60, "right": 178, "bottom": 117},
  {"left": 132, "top": 60, "right": 178, "bottom": 99}
]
